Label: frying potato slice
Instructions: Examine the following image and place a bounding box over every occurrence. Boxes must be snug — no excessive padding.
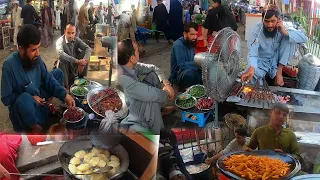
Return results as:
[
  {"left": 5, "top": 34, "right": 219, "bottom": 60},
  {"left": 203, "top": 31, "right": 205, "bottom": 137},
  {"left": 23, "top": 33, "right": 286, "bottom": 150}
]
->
[
  {"left": 108, "top": 161, "right": 120, "bottom": 168},
  {"left": 91, "top": 173, "right": 108, "bottom": 180},
  {"left": 83, "top": 169, "right": 93, "bottom": 175},
  {"left": 74, "top": 150, "right": 87, "bottom": 159},
  {"left": 68, "top": 164, "right": 78, "bottom": 174},
  {"left": 97, "top": 159, "right": 107, "bottom": 168},
  {"left": 89, "top": 157, "right": 100, "bottom": 167},
  {"left": 76, "top": 171, "right": 85, "bottom": 179},
  {"left": 70, "top": 157, "right": 81, "bottom": 165},
  {"left": 104, "top": 150, "right": 110, "bottom": 158},
  {"left": 98, "top": 154, "right": 108, "bottom": 162},
  {"left": 77, "top": 164, "right": 91, "bottom": 171},
  {"left": 110, "top": 155, "right": 120, "bottom": 162},
  {"left": 91, "top": 147, "right": 104, "bottom": 155},
  {"left": 84, "top": 153, "right": 95, "bottom": 163}
]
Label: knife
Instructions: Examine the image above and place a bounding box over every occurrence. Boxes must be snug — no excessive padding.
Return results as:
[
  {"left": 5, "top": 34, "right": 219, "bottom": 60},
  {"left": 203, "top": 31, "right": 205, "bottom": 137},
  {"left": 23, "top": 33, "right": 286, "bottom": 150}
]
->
[{"left": 36, "top": 141, "right": 67, "bottom": 146}]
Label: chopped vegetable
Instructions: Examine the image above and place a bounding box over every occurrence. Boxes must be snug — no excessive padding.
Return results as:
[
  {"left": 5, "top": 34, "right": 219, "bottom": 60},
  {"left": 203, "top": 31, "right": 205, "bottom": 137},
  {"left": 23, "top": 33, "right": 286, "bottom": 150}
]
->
[
  {"left": 72, "top": 86, "right": 88, "bottom": 96},
  {"left": 188, "top": 86, "right": 206, "bottom": 98},
  {"left": 176, "top": 98, "right": 196, "bottom": 109},
  {"left": 196, "top": 97, "right": 214, "bottom": 110},
  {"left": 64, "top": 108, "right": 83, "bottom": 122}
]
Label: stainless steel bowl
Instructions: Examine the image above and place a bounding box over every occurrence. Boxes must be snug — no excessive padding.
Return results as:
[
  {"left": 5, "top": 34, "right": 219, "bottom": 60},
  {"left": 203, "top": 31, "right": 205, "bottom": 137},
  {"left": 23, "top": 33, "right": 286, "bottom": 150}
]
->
[
  {"left": 70, "top": 86, "right": 89, "bottom": 97},
  {"left": 87, "top": 86, "right": 128, "bottom": 119},
  {"left": 187, "top": 85, "right": 207, "bottom": 99},
  {"left": 175, "top": 95, "right": 197, "bottom": 110},
  {"left": 63, "top": 107, "right": 85, "bottom": 124}
]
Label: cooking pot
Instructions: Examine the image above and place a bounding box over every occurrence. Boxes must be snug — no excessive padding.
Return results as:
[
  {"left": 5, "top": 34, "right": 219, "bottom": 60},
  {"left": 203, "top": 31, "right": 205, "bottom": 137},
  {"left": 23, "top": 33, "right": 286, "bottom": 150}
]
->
[{"left": 58, "top": 136, "right": 129, "bottom": 180}]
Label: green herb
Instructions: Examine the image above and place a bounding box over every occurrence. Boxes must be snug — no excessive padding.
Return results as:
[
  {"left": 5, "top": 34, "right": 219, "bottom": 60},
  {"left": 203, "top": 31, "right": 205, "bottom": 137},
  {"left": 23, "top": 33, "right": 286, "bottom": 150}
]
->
[
  {"left": 72, "top": 87, "right": 88, "bottom": 96},
  {"left": 176, "top": 98, "right": 196, "bottom": 109},
  {"left": 189, "top": 86, "right": 205, "bottom": 98},
  {"left": 82, "top": 80, "right": 90, "bottom": 86}
]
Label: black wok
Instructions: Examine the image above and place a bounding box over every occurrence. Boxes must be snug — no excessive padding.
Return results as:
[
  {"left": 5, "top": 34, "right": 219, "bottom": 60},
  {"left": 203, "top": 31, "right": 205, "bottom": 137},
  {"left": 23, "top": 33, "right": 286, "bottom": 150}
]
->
[
  {"left": 216, "top": 150, "right": 301, "bottom": 180},
  {"left": 58, "top": 136, "right": 129, "bottom": 180}
]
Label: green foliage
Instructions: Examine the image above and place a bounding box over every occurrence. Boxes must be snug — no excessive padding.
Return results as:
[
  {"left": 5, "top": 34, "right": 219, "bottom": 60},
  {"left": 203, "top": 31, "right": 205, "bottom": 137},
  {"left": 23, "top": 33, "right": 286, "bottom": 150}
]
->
[
  {"left": 194, "top": 14, "right": 205, "bottom": 25},
  {"left": 290, "top": 7, "right": 309, "bottom": 33}
]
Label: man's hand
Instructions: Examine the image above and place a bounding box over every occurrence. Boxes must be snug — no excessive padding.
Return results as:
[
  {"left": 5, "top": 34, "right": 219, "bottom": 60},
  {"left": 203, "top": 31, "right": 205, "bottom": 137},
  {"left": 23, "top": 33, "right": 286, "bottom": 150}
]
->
[
  {"left": 77, "top": 59, "right": 88, "bottom": 66},
  {"left": 245, "top": 147, "right": 253, "bottom": 152},
  {"left": 205, "top": 157, "right": 214, "bottom": 165},
  {"left": 33, "top": 96, "right": 45, "bottom": 105},
  {"left": 276, "top": 19, "right": 289, "bottom": 36},
  {"left": 163, "top": 85, "right": 175, "bottom": 100},
  {"left": 275, "top": 72, "right": 284, "bottom": 86},
  {"left": 0, "top": 164, "right": 10, "bottom": 179},
  {"left": 64, "top": 94, "right": 75, "bottom": 108},
  {"left": 78, "top": 65, "right": 86, "bottom": 74},
  {"left": 274, "top": 149, "right": 284, "bottom": 153},
  {"left": 241, "top": 66, "right": 255, "bottom": 83}
]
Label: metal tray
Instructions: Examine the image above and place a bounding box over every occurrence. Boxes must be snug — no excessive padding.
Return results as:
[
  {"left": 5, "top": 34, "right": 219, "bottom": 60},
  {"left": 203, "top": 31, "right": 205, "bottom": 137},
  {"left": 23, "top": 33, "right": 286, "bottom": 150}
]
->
[
  {"left": 87, "top": 86, "right": 128, "bottom": 119},
  {"left": 216, "top": 150, "right": 301, "bottom": 180}
]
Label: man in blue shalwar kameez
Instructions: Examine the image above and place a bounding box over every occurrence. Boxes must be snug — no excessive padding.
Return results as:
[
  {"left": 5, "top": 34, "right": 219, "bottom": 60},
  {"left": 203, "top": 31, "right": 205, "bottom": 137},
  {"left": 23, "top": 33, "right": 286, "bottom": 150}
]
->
[
  {"left": 169, "top": 22, "right": 202, "bottom": 88},
  {"left": 1, "top": 25, "right": 75, "bottom": 133},
  {"left": 241, "top": 5, "right": 307, "bottom": 86}
]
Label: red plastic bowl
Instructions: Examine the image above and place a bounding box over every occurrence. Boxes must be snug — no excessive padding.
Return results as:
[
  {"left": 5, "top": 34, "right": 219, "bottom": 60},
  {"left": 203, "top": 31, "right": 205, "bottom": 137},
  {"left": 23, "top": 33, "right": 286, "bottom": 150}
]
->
[{"left": 26, "top": 132, "right": 47, "bottom": 145}]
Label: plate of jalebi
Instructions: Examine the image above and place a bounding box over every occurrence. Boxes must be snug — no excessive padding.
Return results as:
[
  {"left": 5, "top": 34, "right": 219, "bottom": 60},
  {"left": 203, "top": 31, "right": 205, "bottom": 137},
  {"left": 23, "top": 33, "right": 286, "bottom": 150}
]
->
[{"left": 216, "top": 150, "right": 301, "bottom": 180}]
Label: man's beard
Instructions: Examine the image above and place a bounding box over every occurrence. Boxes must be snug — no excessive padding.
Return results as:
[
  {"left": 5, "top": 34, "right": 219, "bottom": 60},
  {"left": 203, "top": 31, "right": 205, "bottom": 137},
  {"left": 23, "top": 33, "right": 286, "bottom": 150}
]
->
[
  {"left": 21, "top": 54, "right": 39, "bottom": 70},
  {"left": 186, "top": 39, "right": 197, "bottom": 47},
  {"left": 263, "top": 25, "right": 278, "bottom": 38}
]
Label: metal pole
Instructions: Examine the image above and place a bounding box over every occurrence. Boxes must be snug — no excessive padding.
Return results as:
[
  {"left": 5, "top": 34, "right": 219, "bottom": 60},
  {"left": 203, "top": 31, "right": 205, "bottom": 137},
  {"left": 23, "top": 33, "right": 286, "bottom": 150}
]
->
[{"left": 108, "top": 49, "right": 113, "bottom": 87}]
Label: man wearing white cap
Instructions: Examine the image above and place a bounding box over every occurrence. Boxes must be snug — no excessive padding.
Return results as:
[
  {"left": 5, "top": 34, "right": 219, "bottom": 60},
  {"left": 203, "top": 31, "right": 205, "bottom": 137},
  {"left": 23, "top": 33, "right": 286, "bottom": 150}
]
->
[{"left": 11, "top": 1, "right": 22, "bottom": 51}]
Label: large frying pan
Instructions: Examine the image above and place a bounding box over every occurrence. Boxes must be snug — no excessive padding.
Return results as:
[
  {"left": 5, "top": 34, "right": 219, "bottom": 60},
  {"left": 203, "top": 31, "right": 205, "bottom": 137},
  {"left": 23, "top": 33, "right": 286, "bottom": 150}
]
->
[
  {"left": 216, "top": 150, "right": 301, "bottom": 180},
  {"left": 58, "top": 136, "right": 129, "bottom": 180}
]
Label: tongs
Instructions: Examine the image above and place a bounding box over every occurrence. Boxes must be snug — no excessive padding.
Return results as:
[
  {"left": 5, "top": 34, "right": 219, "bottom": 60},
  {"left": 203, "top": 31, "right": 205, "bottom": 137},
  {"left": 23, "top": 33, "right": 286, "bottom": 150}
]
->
[{"left": 91, "top": 93, "right": 111, "bottom": 107}]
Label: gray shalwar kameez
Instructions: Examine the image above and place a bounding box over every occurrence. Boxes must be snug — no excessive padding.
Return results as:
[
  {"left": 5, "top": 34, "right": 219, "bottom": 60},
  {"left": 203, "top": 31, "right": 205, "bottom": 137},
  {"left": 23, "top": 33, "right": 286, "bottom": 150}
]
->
[
  {"left": 118, "top": 63, "right": 169, "bottom": 135},
  {"left": 56, "top": 35, "right": 92, "bottom": 88}
]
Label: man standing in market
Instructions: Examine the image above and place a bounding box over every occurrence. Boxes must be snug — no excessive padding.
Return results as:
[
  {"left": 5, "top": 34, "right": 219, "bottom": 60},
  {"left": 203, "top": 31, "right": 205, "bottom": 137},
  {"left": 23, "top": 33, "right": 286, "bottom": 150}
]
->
[
  {"left": 117, "top": 38, "right": 175, "bottom": 135},
  {"left": 56, "top": 22, "right": 91, "bottom": 89},
  {"left": 11, "top": 1, "right": 22, "bottom": 52},
  {"left": 246, "top": 103, "right": 301, "bottom": 161},
  {"left": 21, "top": 0, "right": 40, "bottom": 26},
  {"left": 153, "top": 0, "right": 171, "bottom": 44},
  {"left": 41, "top": 0, "right": 55, "bottom": 48},
  {"left": 240, "top": 5, "right": 307, "bottom": 86},
  {"left": 1, "top": 25, "right": 75, "bottom": 133},
  {"left": 78, "top": 0, "right": 90, "bottom": 40},
  {"left": 169, "top": 22, "right": 202, "bottom": 88}
]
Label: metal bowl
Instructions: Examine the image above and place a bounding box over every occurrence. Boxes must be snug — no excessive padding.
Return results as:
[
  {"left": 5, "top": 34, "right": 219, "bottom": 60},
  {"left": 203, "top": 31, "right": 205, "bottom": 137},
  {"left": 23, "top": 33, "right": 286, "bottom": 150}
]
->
[
  {"left": 196, "top": 97, "right": 214, "bottom": 111},
  {"left": 216, "top": 150, "right": 301, "bottom": 180},
  {"left": 63, "top": 107, "right": 86, "bottom": 124},
  {"left": 187, "top": 85, "right": 207, "bottom": 99},
  {"left": 175, "top": 95, "right": 197, "bottom": 110},
  {"left": 58, "top": 136, "right": 129, "bottom": 180},
  {"left": 87, "top": 86, "right": 128, "bottom": 119},
  {"left": 70, "top": 86, "right": 89, "bottom": 97}
]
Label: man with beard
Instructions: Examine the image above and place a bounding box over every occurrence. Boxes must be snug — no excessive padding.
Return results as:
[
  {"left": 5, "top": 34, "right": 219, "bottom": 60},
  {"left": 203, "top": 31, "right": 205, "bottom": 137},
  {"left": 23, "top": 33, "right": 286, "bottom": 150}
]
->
[
  {"left": 78, "top": 0, "right": 90, "bottom": 40},
  {"left": 241, "top": 5, "right": 307, "bottom": 85},
  {"left": 117, "top": 38, "right": 175, "bottom": 135},
  {"left": 1, "top": 25, "right": 75, "bottom": 133},
  {"left": 56, "top": 22, "right": 91, "bottom": 89},
  {"left": 169, "top": 22, "right": 202, "bottom": 88}
]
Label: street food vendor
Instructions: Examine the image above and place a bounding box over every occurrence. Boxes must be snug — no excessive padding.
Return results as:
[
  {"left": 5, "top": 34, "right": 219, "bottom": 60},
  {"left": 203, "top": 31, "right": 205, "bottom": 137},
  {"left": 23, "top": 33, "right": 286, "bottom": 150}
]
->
[
  {"left": 56, "top": 22, "right": 92, "bottom": 89},
  {"left": 246, "top": 103, "right": 301, "bottom": 161},
  {"left": 1, "top": 25, "right": 75, "bottom": 133},
  {"left": 169, "top": 22, "right": 202, "bottom": 88},
  {"left": 205, "top": 127, "right": 250, "bottom": 165},
  {"left": 117, "top": 38, "right": 175, "bottom": 135},
  {"left": 241, "top": 5, "right": 307, "bottom": 86}
]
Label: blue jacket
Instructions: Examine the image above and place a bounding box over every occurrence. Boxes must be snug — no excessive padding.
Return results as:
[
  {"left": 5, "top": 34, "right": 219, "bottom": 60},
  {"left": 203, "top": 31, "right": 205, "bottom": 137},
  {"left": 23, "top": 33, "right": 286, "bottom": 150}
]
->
[{"left": 169, "top": 37, "right": 197, "bottom": 83}]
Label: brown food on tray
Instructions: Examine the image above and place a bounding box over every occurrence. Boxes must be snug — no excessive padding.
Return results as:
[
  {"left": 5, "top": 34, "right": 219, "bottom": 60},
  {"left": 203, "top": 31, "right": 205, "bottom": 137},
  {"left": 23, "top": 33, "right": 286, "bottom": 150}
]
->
[
  {"left": 223, "top": 154, "right": 290, "bottom": 180},
  {"left": 91, "top": 88, "right": 123, "bottom": 114}
]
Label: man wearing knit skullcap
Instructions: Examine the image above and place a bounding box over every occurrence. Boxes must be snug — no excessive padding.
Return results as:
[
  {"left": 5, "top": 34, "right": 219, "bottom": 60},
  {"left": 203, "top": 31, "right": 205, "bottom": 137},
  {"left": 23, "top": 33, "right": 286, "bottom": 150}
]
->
[{"left": 241, "top": 4, "right": 307, "bottom": 86}]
